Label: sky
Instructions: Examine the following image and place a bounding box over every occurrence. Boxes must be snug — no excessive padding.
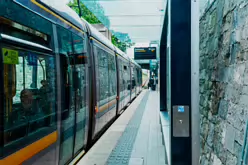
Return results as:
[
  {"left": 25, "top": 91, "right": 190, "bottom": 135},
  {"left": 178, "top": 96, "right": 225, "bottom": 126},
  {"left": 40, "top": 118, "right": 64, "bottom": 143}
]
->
[{"left": 88, "top": 0, "right": 165, "bottom": 43}]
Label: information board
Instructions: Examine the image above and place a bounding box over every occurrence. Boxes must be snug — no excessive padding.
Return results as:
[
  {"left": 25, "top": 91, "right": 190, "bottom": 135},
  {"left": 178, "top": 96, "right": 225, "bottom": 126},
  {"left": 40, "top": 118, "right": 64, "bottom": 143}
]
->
[{"left": 134, "top": 47, "right": 156, "bottom": 60}]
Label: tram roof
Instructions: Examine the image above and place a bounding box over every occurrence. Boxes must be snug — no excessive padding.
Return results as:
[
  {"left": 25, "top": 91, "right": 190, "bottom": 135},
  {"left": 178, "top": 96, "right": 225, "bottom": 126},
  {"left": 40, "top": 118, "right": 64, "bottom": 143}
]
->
[
  {"left": 84, "top": 21, "right": 115, "bottom": 51},
  {"left": 129, "top": 57, "right": 141, "bottom": 68},
  {"left": 114, "top": 47, "right": 129, "bottom": 60},
  {"left": 30, "top": 0, "right": 87, "bottom": 32}
]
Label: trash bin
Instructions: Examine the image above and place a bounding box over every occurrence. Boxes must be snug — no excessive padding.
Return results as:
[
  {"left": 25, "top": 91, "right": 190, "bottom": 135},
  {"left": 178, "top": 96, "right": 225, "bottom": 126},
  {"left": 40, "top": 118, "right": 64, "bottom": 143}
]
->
[{"left": 151, "top": 84, "right": 156, "bottom": 91}]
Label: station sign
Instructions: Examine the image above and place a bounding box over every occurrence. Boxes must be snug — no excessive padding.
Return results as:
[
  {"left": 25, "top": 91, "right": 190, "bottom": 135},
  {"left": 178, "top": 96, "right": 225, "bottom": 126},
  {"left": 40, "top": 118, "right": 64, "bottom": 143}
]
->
[{"left": 134, "top": 47, "right": 156, "bottom": 60}]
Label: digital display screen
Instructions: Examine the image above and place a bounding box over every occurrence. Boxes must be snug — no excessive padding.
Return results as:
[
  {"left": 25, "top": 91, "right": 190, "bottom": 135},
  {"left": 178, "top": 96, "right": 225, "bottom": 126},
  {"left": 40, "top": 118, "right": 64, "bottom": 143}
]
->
[{"left": 134, "top": 47, "right": 156, "bottom": 60}]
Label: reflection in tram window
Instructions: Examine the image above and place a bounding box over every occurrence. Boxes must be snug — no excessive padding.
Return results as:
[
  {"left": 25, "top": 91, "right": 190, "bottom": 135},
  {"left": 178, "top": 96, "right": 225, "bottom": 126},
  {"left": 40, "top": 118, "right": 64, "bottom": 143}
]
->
[
  {"left": 2, "top": 47, "right": 56, "bottom": 155},
  {"left": 94, "top": 44, "right": 117, "bottom": 116},
  {"left": 96, "top": 46, "right": 109, "bottom": 102},
  {"left": 108, "top": 54, "right": 117, "bottom": 99}
]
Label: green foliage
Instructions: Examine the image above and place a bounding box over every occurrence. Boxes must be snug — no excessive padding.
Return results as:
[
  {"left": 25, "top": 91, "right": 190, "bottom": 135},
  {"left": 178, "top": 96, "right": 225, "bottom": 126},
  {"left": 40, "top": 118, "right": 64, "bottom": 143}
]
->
[
  {"left": 68, "top": 0, "right": 101, "bottom": 24},
  {"left": 68, "top": 0, "right": 134, "bottom": 52},
  {"left": 111, "top": 35, "right": 135, "bottom": 52}
]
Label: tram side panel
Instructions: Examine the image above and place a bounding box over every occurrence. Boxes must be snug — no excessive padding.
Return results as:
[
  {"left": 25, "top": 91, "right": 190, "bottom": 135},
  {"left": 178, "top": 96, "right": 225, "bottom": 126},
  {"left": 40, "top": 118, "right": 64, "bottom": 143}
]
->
[
  {"left": 134, "top": 66, "right": 140, "bottom": 96},
  {"left": 139, "top": 68, "right": 142, "bottom": 92},
  {"left": 122, "top": 59, "right": 130, "bottom": 107},
  {"left": 91, "top": 40, "right": 117, "bottom": 139},
  {"left": 136, "top": 68, "right": 141, "bottom": 94},
  {"left": 130, "top": 64, "right": 136, "bottom": 100},
  {"left": 116, "top": 55, "right": 121, "bottom": 114},
  {"left": 117, "top": 56, "right": 123, "bottom": 113},
  {"left": 117, "top": 56, "right": 130, "bottom": 112},
  {"left": 107, "top": 50, "right": 118, "bottom": 122}
]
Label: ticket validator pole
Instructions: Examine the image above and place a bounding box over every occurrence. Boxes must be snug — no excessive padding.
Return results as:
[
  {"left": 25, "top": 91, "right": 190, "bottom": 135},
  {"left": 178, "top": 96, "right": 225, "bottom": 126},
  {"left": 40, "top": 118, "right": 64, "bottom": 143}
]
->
[{"left": 168, "top": 0, "right": 199, "bottom": 164}]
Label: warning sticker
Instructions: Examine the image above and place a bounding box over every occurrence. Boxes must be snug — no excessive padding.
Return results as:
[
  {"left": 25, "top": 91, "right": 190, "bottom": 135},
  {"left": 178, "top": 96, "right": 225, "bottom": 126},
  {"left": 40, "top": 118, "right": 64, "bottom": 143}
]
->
[{"left": 2, "top": 48, "right": 19, "bottom": 64}]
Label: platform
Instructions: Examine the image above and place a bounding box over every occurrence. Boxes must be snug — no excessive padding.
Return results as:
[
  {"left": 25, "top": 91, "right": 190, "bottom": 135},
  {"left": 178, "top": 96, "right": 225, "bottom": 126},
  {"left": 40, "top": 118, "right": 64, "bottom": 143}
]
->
[{"left": 76, "top": 90, "right": 169, "bottom": 165}]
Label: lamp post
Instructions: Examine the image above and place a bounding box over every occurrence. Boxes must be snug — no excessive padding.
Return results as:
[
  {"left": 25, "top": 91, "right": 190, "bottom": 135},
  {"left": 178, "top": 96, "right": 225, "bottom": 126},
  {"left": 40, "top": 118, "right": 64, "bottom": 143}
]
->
[{"left": 77, "top": 0, "right": 82, "bottom": 17}]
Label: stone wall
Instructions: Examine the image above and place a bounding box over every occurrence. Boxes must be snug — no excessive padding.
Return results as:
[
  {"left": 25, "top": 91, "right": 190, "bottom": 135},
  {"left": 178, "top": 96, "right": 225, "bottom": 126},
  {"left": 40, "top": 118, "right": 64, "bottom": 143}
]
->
[
  {"left": 199, "top": 0, "right": 248, "bottom": 164},
  {"left": 199, "top": 0, "right": 216, "bottom": 16}
]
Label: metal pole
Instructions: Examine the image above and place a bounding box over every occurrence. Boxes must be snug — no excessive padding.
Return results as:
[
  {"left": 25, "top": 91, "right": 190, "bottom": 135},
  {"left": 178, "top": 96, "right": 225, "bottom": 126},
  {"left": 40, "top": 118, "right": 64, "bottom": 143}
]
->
[
  {"left": 191, "top": 0, "right": 200, "bottom": 164},
  {"left": 77, "top": 0, "right": 82, "bottom": 17}
]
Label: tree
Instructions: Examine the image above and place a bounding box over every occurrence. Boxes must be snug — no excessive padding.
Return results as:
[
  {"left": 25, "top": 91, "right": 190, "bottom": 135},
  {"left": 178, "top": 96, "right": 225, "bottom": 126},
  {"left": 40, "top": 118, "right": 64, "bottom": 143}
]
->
[
  {"left": 111, "top": 31, "right": 135, "bottom": 52},
  {"left": 68, "top": 0, "right": 102, "bottom": 24},
  {"left": 68, "top": 0, "right": 134, "bottom": 52},
  {"left": 111, "top": 34, "right": 135, "bottom": 52}
]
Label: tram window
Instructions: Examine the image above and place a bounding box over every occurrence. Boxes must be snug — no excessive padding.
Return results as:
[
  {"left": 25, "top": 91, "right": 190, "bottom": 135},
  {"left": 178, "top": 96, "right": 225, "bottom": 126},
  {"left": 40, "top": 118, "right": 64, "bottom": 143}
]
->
[
  {"left": 95, "top": 46, "right": 109, "bottom": 102},
  {"left": 0, "top": 17, "right": 50, "bottom": 48},
  {"left": 1, "top": 46, "right": 56, "bottom": 156},
  {"left": 57, "top": 26, "right": 73, "bottom": 55},
  {"left": 72, "top": 33, "right": 85, "bottom": 54},
  {"left": 71, "top": 33, "right": 87, "bottom": 65},
  {"left": 108, "top": 54, "right": 117, "bottom": 97}
]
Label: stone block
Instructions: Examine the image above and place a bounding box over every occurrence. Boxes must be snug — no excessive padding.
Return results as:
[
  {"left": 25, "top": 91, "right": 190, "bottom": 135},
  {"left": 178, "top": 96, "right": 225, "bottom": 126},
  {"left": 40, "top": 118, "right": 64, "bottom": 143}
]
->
[
  {"left": 233, "top": 63, "right": 245, "bottom": 84},
  {"left": 242, "top": 85, "right": 248, "bottom": 95},
  {"left": 214, "top": 119, "right": 226, "bottom": 135},
  {"left": 216, "top": 67, "right": 226, "bottom": 82},
  {"left": 234, "top": 29, "right": 241, "bottom": 43},
  {"left": 234, "top": 127, "right": 245, "bottom": 145},
  {"left": 200, "top": 95, "right": 206, "bottom": 107},
  {"left": 218, "top": 99, "right": 228, "bottom": 119},
  {"left": 243, "top": 70, "right": 248, "bottom": 85},
  {"left": 200, "top": 69, "right": 207, "bottom": 80},
  {"left": 226, "top": 104, "right": 244, "bottom": 131},
  {"left": 212, "top": 154, "right": 223, "bottom": 165},
  {"left": 226, "top": 151, "right": 238, "bottom": 165},
  {"left": 234, "top": 141, "right": 242, "bottom": 158},
  {"left": 224, "top": 124, "right": 236, "bottom": 154},
  {"left": 238, "top": 51, "right": 248, "bottom": 61},
  {"left": 201, "top": 121, "right": 210, "bottom": 139},
  {"left": 209, "top": 10, "right": 217, "bottom": 34},
  {"left": 214, "top": 142, "right": 227, "bottom": 164},
  {"left": 239, "top": 95, "right": 248, "bottom": 106},
  {"left": 200, "top": 105, "right": 209, "bottom": 117},
  {"left": 200, "top": 154, "right": 210, "bottom": 165},
  {"left": 207, "top": 123, "right": 215, "bottom": 147},
  {"left": 231, "top": 43, "right": 241, "bottom": 64},
  {"left": 224, "top": 83, "right": 242, "bottom": 104},
  {"left": 204, "top": 142, "right": 212, "bottom": 156},
  {"left": 223, "top": 0, "right": 236, "bottom": 18}
]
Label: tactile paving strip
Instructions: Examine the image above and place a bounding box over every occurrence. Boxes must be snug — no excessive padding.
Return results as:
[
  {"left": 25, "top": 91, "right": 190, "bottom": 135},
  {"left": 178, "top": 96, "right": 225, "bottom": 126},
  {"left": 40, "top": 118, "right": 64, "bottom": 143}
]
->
[{"left": 106, "top": 91, "right": 150, "bottom": 165}]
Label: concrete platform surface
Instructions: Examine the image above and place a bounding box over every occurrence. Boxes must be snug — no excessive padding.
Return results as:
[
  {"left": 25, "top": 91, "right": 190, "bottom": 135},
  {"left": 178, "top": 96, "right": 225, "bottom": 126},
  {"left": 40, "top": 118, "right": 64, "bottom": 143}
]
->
[{"left": 76, "top": 90, "right": 168, "bottom": 165}]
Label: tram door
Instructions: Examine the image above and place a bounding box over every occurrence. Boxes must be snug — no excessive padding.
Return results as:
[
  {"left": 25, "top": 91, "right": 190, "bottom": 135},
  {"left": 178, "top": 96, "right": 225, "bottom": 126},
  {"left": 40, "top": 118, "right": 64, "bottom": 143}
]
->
[{"left": 58, "top": 27, "right": 88, "bottom": 165}]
